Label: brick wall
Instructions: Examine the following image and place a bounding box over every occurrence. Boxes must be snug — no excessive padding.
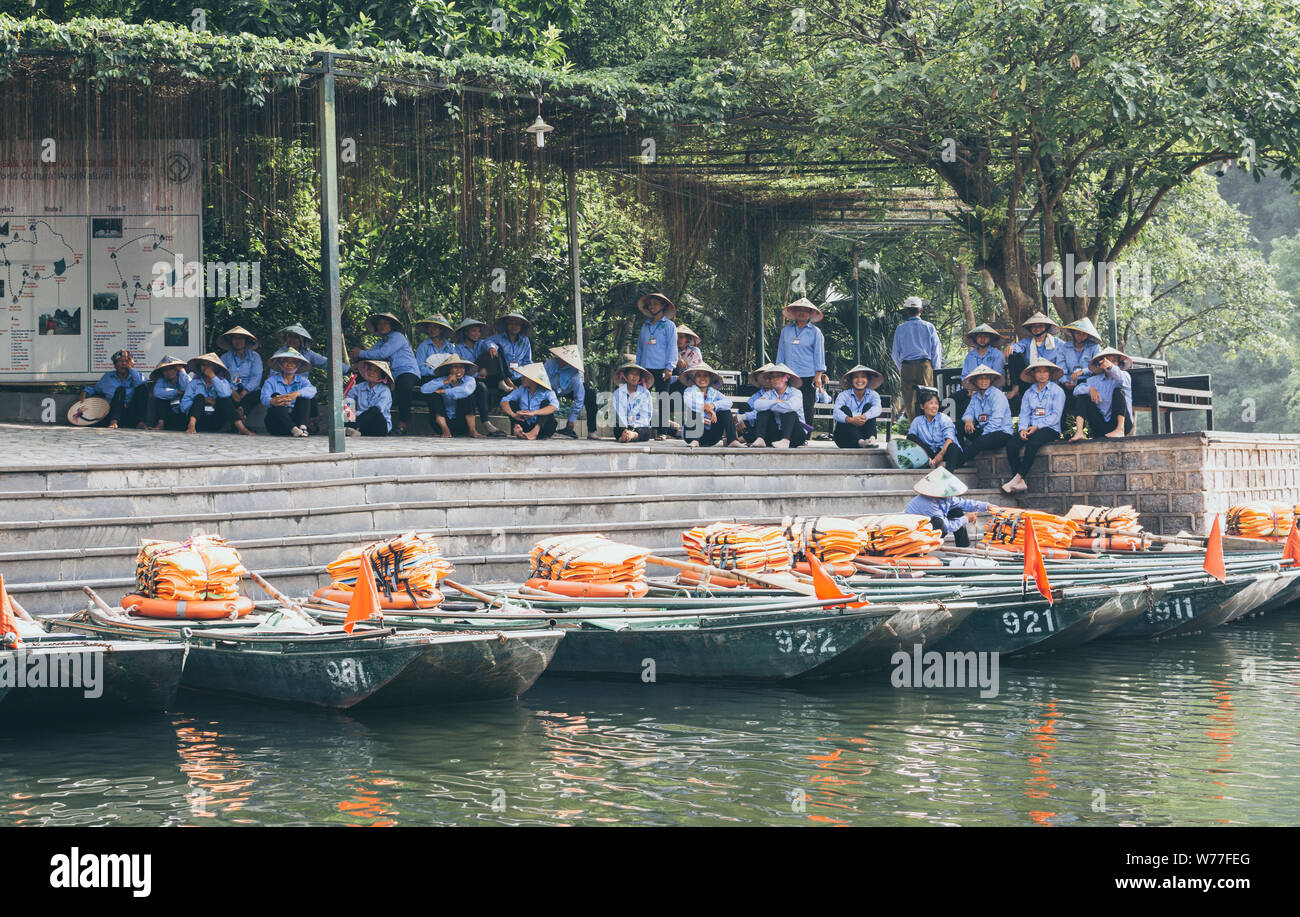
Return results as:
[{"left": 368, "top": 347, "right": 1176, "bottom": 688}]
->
[{"left": 976, "top": 432, "right": 1300, "bottom": 535}]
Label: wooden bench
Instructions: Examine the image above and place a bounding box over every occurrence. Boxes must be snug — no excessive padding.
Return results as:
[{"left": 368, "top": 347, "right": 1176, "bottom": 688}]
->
[{"left": 1129, "top": 357, "right": 1214, "bottom": 433}]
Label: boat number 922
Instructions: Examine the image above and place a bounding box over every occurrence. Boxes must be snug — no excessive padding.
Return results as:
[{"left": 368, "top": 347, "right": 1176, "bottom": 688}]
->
[
  {"left": 1001, "top": 609, "right": 1057, "bottom": 636},
  {"left": 774, "top": 628, "right": 837, "bottom": 655}
]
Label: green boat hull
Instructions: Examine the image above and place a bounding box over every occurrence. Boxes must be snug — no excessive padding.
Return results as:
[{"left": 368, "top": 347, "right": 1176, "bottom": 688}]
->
[
  {"left": 1104, "top": 574, "right": 1263, "bottom": 639},
  {"left": 0, "top": 637, "right": 184, "bottom": 718}
]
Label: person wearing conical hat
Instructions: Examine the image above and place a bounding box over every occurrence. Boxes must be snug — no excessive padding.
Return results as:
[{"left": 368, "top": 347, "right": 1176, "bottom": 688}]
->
[
  {"left": 904, "top": 468, "right": 997, "bottom": 549},
  {"left": 500, "top": 362, "right": 558, "bottom": 440},
  {"left": 544, "top": 344, "right": 598, "bottom": 440},
  {"left": 961, "top": 324, "right": 1007, "bottom": 379},
  {"left": 414, "top": 315, "right": 457, "bottom": 384},
  {"left": 351, "top": 311, "right": 419, "bottom": 435},
  {"left": 832, "top": 365, "right": 884, "bottom": 449},
  {"left": 776, "top": 297, "right": 829, "bottom": 431},
  {"left": 452, "top": 318, "right": 505, "bottom": 437},
  {"left": 259, "top": 348, "right": 317, "bottom": 437},
  {"left": 635, "top": 293, "right": 678, "bottom": 436},
  {"left": 736, "top": 363, "right": 807, "bottom": 449},
  {"left": 680, "top": 363, "right": 740, "bottom": 448},
  {"left": 487, "top": 313, "right": 535, "bottom": 393},
  {"left": 420, "top": 355, "right": 482, "bottom": 438},
  {"left": 1002, "top": 358, "right": 1066, "bottom": 493},
  {"left": 1057, "top": 317, "right": 1103, "bottom": 401},
  {"left": 217, "top": 325, "right": 263, "bottom": 423},
  {"left": 891, "top": 295, "right": 942, "bottom": 421},
  {"left": 277, "top": 323, "right": 344, "bottom": 376},
  {"left": 611, "top": 359, "right": 655, "bottom": 443},
  {"left": 1070, "top": 347, "right": 1135, "bottom": 442},
  {"left": 1004, "top": 311, "right": 1064, "bottom": 412},
  {"left": 182, "top": 353, "right": 252, "bottom": 436},
  {"left": 77, "top": 349, "right": 148, "bottom": 430},
  {"left": 344, "top": 359, "right": 394, "bottom": 437},
  {"left": 907, "top": 389, "right": 967, "bottom": 471},
  {"left": 958, "top": 365, "right": 1013, "bottom": 461},
  {"left": 143, "top": 355, "right": 193, "bottom": 432}
]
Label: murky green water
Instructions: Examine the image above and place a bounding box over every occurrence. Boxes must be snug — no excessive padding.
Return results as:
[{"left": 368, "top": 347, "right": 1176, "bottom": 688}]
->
[{"left": 3, "top": 612, "right": 1298, "bottom": 827}]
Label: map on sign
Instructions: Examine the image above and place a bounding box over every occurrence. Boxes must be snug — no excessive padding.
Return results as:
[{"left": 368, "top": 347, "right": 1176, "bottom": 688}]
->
[{"left": 0, "top": 141, "right": 202, "bottom": 382}]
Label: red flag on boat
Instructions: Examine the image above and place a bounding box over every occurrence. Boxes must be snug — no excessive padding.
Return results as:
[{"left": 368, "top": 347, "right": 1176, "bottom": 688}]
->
[
  {"left": 1203, "top": 515, "right": 1227, "bottom": 584},
  {"left": 343, "top": 550, "right": 382, "bottom": 634},
  {"left": 806, "top": 554, "right": 867, "bottom": 607},
  {"left": 1022, "top": 518, "right": 1053, "bottom": 604},
  {"left": 1283, "top": 521, "right": 1300, "bottom": 568},
  {"left": 0, "top": 573, "right": 22, "bottom": 644}
]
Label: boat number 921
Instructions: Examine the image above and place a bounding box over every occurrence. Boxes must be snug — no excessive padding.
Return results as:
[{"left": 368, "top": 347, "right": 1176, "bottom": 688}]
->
[
  {"left": 774, "top": 628, "right": 837, "bottom": 655},
  {"left": 1001, "top": 609, "right": 1057, "bottom": 636}
]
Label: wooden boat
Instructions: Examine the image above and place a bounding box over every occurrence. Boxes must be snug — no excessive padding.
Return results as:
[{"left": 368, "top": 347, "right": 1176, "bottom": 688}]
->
[{"left": 0, "top": 630, "right": 184, "bottom": 718}]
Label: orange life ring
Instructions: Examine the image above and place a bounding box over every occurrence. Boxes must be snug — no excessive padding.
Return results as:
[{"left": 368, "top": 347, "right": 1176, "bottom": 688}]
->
[
  {"left": 793, "top": 561, "right": 857, "bottom": 577},
  {"left": 313, "top": 586, "right": 445, "bottom": 609},
  {"left": 857, "top": 555, "right": 944, "bottom": 569},
  {"left": 523, "top": 579, "right": 649, "bottom": 598},
  {"left": 122, "top": 593, "right": 254, "bottom": 620}
]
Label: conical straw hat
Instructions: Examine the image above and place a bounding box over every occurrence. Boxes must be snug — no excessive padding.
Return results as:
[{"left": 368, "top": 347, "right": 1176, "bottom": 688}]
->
[{"left": 913, "top": 467, "right": 969, "bottom": 498}]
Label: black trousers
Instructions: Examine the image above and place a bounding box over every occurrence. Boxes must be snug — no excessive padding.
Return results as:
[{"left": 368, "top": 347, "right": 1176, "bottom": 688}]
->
[
  {"left": 393, "top": 372, "right": 419, "bottom": 427},
  {"left": 188, "top": 396, "right": 235, "bottom": 433},
  {"left": 265, "top": 398, "right": 311, "bottom": 436},
  {"left": 833, "top": 418, "right": 878, "bottom": 448},
  {"left": 1005, "top": 352, "right": 1028, "bottom": 416},
  {"left": 799, "top": 378, "right": 818, "bottom": 431},
  {"left": 683, "top": 409, "right": 736, "bottom": 447},
  {"left": 348, "top": 405, "right": 390, "bottom": 436},
  {"left": 649, "top": 370, "right": 672, "bottom": 433},
  {"left": 1006, "top": 426, "right": 1060, "bottom": 477},
  {"left": 430, "top": 393, "right": 477, "bottom": 435},
  {"left": 517, "top": 414, "right": 557, "bottom": 439},
  {"left": 753, "top": 410, "right": 808, "bottom": 447},
  {"left": 929, "top": 508, "right": 972, "bottom": 548},
  {"left": 1075, "top": 391, "right": 1130, "bottom": 438},
  {"left": 615, "top": 425, "right": 654, "bottom": 443},
  {"left": 907, "top": 433, "right": 968, "bottom": 471},
  {"left": 959, "top": 428, "right": 1011, "bottom": 458},
  {"left": 147, "top": 397, "right": 189, "bottom": 431},
  {"left": 100, "top": 384, "right": 149, "bottom": 427}
]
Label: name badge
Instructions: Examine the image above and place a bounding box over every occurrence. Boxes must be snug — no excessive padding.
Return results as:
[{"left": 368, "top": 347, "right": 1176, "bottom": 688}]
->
[
  {"left": 170, "top": 398, "right": 181, "bottom": 406},
  {"left": 792, "top": 338, "right": 800, "bottom": 345},
  {"left": 204, "top": 405, "right": 215, "bottom": 413},
  {"left": 648, "top": 338, "right": 657, "bottom": 346},
  {"left": 1035, "top": 408, "right": 1046, "bottom": 417},
  {"left": 234, "top": 376, "right": 242, "bottom": 385},
  {"left": 509, "top": 362, "right": 519, "bottom": 369},
  {"left": 979, "top": 414, "right": 988, "bottom": 422}
]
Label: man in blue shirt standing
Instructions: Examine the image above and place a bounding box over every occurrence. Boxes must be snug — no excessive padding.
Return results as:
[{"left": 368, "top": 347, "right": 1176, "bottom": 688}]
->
[
  {"left": 79, "top": 349, "right": 148, "bottom": 429},
  {"left": 891, "top": 296, "right": 942, "bottom": 421},
  {"left": 636, "top": 292, "right": 678, "bottom": 437}
]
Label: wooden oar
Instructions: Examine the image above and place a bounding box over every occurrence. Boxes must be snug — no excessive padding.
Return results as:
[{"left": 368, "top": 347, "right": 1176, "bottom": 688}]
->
[
  {"left": 82, "top": 585, "right": 120, "bottom": 617},
  {"left": 1080, "top": 524, "right": 1277, "bottom": 552},
  {"left": 443, "top": 578, "right": 508, "bottom": 606},
  {"left": 248, "top": 570, "right": 319, "bottom": 627},
  {"left": 6, "top": 593, "right": 36, "bottom": 622},
  {"left": 645, "top": 555, "right": 816, "bottom": 596}
]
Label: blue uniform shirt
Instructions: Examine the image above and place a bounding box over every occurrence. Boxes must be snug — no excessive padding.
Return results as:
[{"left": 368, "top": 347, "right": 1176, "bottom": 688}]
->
[
  {"left": 220, "top": 349, "right": 262, "bottom": 393},
  {"left": 488, "top": 333, "right": 533, "bottom": 381},
  {"left": 349, "top": 381, "right": 392, "bottom": 430},
  {"left": 420, "top": 374, "right": 477, "bottom": 419},
  {"left": 637, "top": 318, "right": 678, "bottom": 372},
  {"left": 455, "top": 337, "right": 494, "bottom": 369},
  {"left": 961, "top": 347, "right": 1006, "bottom": 378},
  {"left": 832, "top": 388, "right": 882, "bottom": 424},
  {"left": 1010, "top": 334, "right": 1064, "bottom": 365},
  {"left": 1019, "top": 381, "right": 1066, "bottom": 432},
  {"left": 892, "top": 316, "right": 942, "bottom": 368},
  {"left": 180, "top": 376, "right": 233, "bottom": 413},
  {"left": 613, "top": 384, "right": 654, "bottom": 428},
  {"left": 904, "top": 495, "right": 990, "bottom": 534},
  {"left": 151, "top": 372, "right": 192, "bottom": 411},
  {"left": 84, "top": 369, "right": 146, "bottom": 403},
  {"left": 261, "top": 373, "right": 318, "bottom": 406},
  {"left": 1057, "top": 340, "right": 1100, "bottom": 380},
  {"left": 750, "top": 387, "right": 805, "bottom": 422},
  {"left": 682, "top": 385, "right": 731, "bottom": 429},
  {"left": 544, "top": 358, "right": 586, "bottom": 424},
  {"left": 1076, "top": 365, "right": 1134, "bottom": 423},
  {"left": 503, "top": 385, "right": 559, "bottom": 415},
  {"left": 415, "top": 337, "right": 457, "bottom": 375},
  {"left": 775, "top": 322, "right": 826, "bottom": 377},
  {"left": 360, "top": 331, "right": 419, "bottom": 378},
  {"left": 908, "top": 412, "right": 957, "bottom": 450},
  {"left": 962, "top": 387, "right": 1013, "bottom": 436}
]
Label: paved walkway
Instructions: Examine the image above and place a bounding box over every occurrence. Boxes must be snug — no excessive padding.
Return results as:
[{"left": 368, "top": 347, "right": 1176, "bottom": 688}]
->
[{"left": 0, "top": 421, "right": 853, "bottom": 471}]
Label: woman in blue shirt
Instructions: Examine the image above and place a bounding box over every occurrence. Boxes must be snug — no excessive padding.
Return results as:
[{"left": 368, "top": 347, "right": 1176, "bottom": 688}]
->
[
  {"left": 144, "top": 355, "right": 192, "bottom": 432},
  {"left": 414, "top": 315, "right": 458, "bottom": 381},
  {"left": 636, "top": 293, "right": 678, "bottom": 437},
  {"left": 959, "top": 365, "right": 1013, "bottom": 461},
  {"left": 488, "top": 313, "right": 534, "bottom": 391},
  {"left": 1004, "top": 312, "right": 1063, "bottom": 413},
  {"left": 775, "top": 297, "right": 828, "bottom": 428},
  {"left": 1070, "top": 347, "right": 1134, "bottom": 441},
  {"left": 182, "top": 353, "right": 247, "bottom": 435},
  {"left": 680, "top": 363, "right": 739, "bottom": 448},
  {"left": 217, "top": 325, "right": 263, "bottom": 424},
  {"left": 352, "top": 311, "right": 418, "bottom": 435},
  {"left": 612, "top": 360, "right": 655, "bottom": 443},
  {"left": 832, "top": 364, "right": 884, "bottom": 449},
  {"left": 907, "top": 390, "right": 966, "bottom": 471},
  {"left": 1003, "top": 359, "right": 1066, "bottom": 493},
  {"left": 452, "top": 318, "right": 506, "bottom": 437},
  {"left": 961, "top": 324, "right": 1007, "bottom": 378},
  {"left": 421, "top": 355, "right": 481, "bottom": 438},
  {"left": 79, "top": 349, "right": 148, "bottom": 429},
  {"left": 501, "top": 362, "right": 559, "bottom": 440},
  {"left": 345, "top": 359, "right": 394, "bottom": 437},
  {"left": 738, "top": 362, "right": 808, "bottom": 449},
  {"left": 261, "top": 348, "right": 318, "bottom": 437},
  {"left": 904, "top": 468, "right": 995, "bottom": 549}
]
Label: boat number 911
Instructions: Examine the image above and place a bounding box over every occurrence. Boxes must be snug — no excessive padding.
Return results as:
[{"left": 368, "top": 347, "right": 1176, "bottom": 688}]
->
[
  {"left": 1148, "top": 597, "right": 1195, "bottom": 622},
  {"left": 1001, "top": 609, "right": 1057, "bottom": 636},
  {"left": 326, "top": 657, "right": 369, "bottom": 690},
  {"left": 774, "top": 628, "right": 837, "bottom": 655}
]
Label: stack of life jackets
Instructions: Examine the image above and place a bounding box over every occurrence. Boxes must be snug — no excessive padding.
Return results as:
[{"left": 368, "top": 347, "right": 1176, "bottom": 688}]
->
[
  {"left": 527, "top": 534, "right": 650, "bottom": 597},
  {"left": 681, "top": 523, "right": 792, "bottom": 573},
  {"left": 135, "top": 534, "right": 247, "bottom": 601},
  {"left": 854, "top": 514, "right": 945, "bottom": 557},
  {"left": 1065, "top": 504, "right": 1146, "bottom": 552},
  {"left": 1226, "top": 502, "right": 1296, "bottom": 541},
  {"left": 326, "top": 531, "right": 454, "bottom": 606},
  {"left": 983, "top": 509, "right": 1078, "bottom": 557},
  {"left": 780, "top": 516, "right": 869, "bottom": 563}
]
